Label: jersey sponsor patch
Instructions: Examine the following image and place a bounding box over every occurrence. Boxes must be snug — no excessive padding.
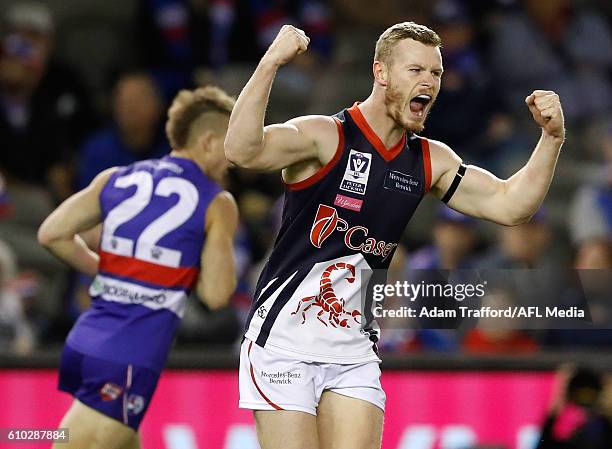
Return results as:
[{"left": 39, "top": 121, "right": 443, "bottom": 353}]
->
[
  {"left": 334, "top": 194, "right": 363, "bottom": 212},
  {"left": 339, "top": 150, "right": 372, "bottom": 195},
  {"left": 260, "top": 368, "right": 304, "bottom": 385},
  {"left": 309, "top": 204, "right": 397, "bottom": 259},
  {"left": 99, "top": 382, "right": 123, "bottom": 401},
  {"left": 89, "top": 274, "right": 188, "bottom": 317},
  {"left": 383, "top": 170, "right": 421, "bottom": 196},
  {"left": 310, "top": 204, "right": 347, "bottom": 249}
]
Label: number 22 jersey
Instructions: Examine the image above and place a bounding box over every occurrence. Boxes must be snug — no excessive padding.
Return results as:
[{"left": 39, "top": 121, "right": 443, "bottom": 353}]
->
[{"left": 66, "top": 155, "right": 221, "bottom": 372}]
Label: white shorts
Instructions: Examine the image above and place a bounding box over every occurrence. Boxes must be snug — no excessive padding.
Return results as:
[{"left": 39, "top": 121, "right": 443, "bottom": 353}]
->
[{"left": 238, "top": 338, "right": 385, "bottom": 415}]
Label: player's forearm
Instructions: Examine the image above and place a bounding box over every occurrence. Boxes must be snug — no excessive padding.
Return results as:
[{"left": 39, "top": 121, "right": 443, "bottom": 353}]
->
[
  {"left": 39, "top": 235, "right": 99, "bottom": 276},
  {"left": 198, "top": 268, "right": 237, "bottom": 310},
  {"left": 198, "top": 245, "right": 237, "bottom": 310},
  {"left": 503, "top": 131, "right": 564, "bottom": 224},
  {"left": 224, "top": 58, "right": 279, "bottom": 165}
]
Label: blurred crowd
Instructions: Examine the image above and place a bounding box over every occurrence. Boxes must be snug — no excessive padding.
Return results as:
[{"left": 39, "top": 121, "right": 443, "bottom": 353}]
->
[
  {"left": 0, "top": 0, "right": 612, "bottom": 356},
  {"left": 536, "top": 365, "right": 612, "bottom": 449}
]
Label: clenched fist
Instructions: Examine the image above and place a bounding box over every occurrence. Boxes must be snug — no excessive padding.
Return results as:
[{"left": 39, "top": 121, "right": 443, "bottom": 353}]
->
[
  {"left": 525, "top": 90, "right": 565, "bottom": 139},
  {"left": 262, "top": 25, "right": 310, "bottom": 67}
]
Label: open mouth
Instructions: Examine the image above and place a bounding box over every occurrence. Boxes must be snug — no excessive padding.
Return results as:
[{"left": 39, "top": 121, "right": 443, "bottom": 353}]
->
[{"left": 409, "top": 94, "right": 432, "bottom": 117}]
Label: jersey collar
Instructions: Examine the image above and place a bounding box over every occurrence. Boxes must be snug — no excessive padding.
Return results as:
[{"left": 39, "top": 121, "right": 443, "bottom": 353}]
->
[{"left": 347, "top": 102, "right": 407, "bottom": 162}]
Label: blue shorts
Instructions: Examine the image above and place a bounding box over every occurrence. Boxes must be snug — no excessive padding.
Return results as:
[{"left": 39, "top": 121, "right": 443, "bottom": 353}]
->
[{"left": 58, "top": 345, "right": 160, "bottom": 430}]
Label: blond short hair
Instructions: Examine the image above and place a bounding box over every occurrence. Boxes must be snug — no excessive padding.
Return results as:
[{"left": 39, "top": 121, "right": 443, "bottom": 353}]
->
[
  {"left": 374, "top": 22, "right": 442, "bottom": 65},
  {"left": 166, "top": 86, "right": 235, "bottom": 150}
]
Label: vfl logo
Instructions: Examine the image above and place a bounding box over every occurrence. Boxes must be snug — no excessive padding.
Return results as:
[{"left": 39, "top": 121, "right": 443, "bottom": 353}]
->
[
  {"left": 339, "top": 150, "right": 372, "bottom": 195},
  {"left": 309, "top": 204, "right": 398, "bottom": 258},
  {"left": 350, "top": 153, "right": 369, "bottom": 178}
]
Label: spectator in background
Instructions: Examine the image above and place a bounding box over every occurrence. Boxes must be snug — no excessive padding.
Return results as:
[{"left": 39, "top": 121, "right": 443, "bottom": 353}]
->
[
  {"left": 77, "top": 70, "right": 170, "bottom": 189},
  {"left": 409, "top": 205, "right": 479, "bottom": 270},
  {"left": 537, "top": 365, "right": 612, "bottom": 449},
  {"left": 489, "top": 0, "right": 612, "bottom": 123},
  {"left": 574, "top": 238, "right": 612, "bottom": 270},
  {"left": 375, "top": 245, "right": 417, "bottom": 353},
  {"left": 133, "top": 0, "right": 258, "bottom": 97},
  {"left": 0, "top": 239, "right": 34, "bottom": 355},
  {"left": 391, "top": 206, "right": 481, "bottom": 353},
  {"left": 0, "top": 1, "right": 96, "bottom": 199},
  {"left": 423, "top": 0, "right": 519, "bottom": 173},
  {"left": 478, "top": 209, "right": 553, "bottom": 268},
  {"left": 0, "top": 171, "right": 11, "bottom": 218},
  {"left": 542, "top": 237, "right": 612, "bottom": 349},
  {"left": 462, "top": 288, "right": 539, "bottom": 353},
  {"left": 246, "top": 0, "right": 334, "bottom": 120},
  {"left": 570, "top": 124, "right": 612, "bottom": 244},
  {"left": 249, "top": 0, "right": 332, "bottom": 63},
  {"left": 0, "top": 3, "right": 89, "bottom": 343},
  {"left": 133, "top": 0, "right": 332, "bottom": 119},
  {"left": 464, "top": 207, "right": 553, "bottom": 353}
]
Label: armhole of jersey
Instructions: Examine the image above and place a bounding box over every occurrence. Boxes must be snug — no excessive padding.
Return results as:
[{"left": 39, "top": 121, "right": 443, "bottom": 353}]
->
[
  {"left": 203, "top": 187, "right": 223, "bottom": 235},
  {"left": 98, "top": 170, "right": 115, "bottom": 222},
  {"left": 421, "top": 138, "right": 432, "bottom": 193},
  {"left": 284, "top": 117, "right": 345, "bottom": 191}
]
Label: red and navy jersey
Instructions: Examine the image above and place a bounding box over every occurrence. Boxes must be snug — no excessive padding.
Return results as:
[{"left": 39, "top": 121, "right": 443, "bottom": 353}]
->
[
  {"left": 245, "top": 103, "right": 432, "bottom": 363},
  {"left": 67, "top": 155, "right": 220, "bottom": 371}
]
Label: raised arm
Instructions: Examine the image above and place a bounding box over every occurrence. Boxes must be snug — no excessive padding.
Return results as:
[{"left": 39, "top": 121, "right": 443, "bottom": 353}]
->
[
  {"left": 224, "top": 25, "right": 337, "bottom": 172},
  {"left": 37, "top": 168, "right": 117, "bottom": 276},
  {"left": 196, "top": 191, "right": 239, "bottom": 310},
  {"left": 430, "top": 90, "right": 565, "bottom": 226}
]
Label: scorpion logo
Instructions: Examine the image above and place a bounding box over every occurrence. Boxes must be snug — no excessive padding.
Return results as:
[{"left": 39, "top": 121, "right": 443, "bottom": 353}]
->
[{"left": 292, "top": 262, "right": 362, "bottom": 328}]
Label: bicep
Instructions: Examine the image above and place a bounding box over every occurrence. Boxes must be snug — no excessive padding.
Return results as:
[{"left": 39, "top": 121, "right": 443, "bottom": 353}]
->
[
  {"left": 429, "top": 140, "right": 506, "bottom": 221},
  {"left": 238, "top": 115, "right": 333, "bottom": 171},
  {"left": 445, "top": 165, "right": 506, "bottom": 220}
]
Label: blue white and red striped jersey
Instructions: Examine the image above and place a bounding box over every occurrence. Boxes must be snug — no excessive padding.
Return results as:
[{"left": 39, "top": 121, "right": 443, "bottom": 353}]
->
[{"left": 67, "top": 155, "right": 220, "bottom": 371}]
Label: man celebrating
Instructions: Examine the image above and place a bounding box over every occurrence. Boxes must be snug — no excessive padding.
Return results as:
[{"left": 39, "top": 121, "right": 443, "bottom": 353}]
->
[{"left": 225, "top": 22, "right": 564, "bottom": 449}]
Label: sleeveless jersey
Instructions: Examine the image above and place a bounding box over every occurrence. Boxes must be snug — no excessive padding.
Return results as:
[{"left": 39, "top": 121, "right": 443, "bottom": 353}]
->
[
  {"left": 245, "top": 103, "right": 432, "bottom": 363},
  {"left": 67, "top": 155, "right": 221, "bottom": 371}
]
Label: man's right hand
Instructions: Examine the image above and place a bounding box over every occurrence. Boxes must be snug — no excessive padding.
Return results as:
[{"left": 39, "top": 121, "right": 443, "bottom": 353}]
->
[{"left": 263, "top": 25, "right": 310, "bottom": 67}]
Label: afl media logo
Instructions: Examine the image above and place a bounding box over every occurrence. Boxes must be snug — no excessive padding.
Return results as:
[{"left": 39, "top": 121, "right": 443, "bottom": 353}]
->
[{"left": 340, "top": 150, "right": 372, "bottom": 195}]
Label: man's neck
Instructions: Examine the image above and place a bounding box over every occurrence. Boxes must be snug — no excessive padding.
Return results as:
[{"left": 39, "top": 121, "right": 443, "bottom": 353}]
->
[
  {"left": 169, "top": 148, "right": 220, "bottom": 183},
  {"left": 357, "top": 94, "right": 405, "bottom": 149}
]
